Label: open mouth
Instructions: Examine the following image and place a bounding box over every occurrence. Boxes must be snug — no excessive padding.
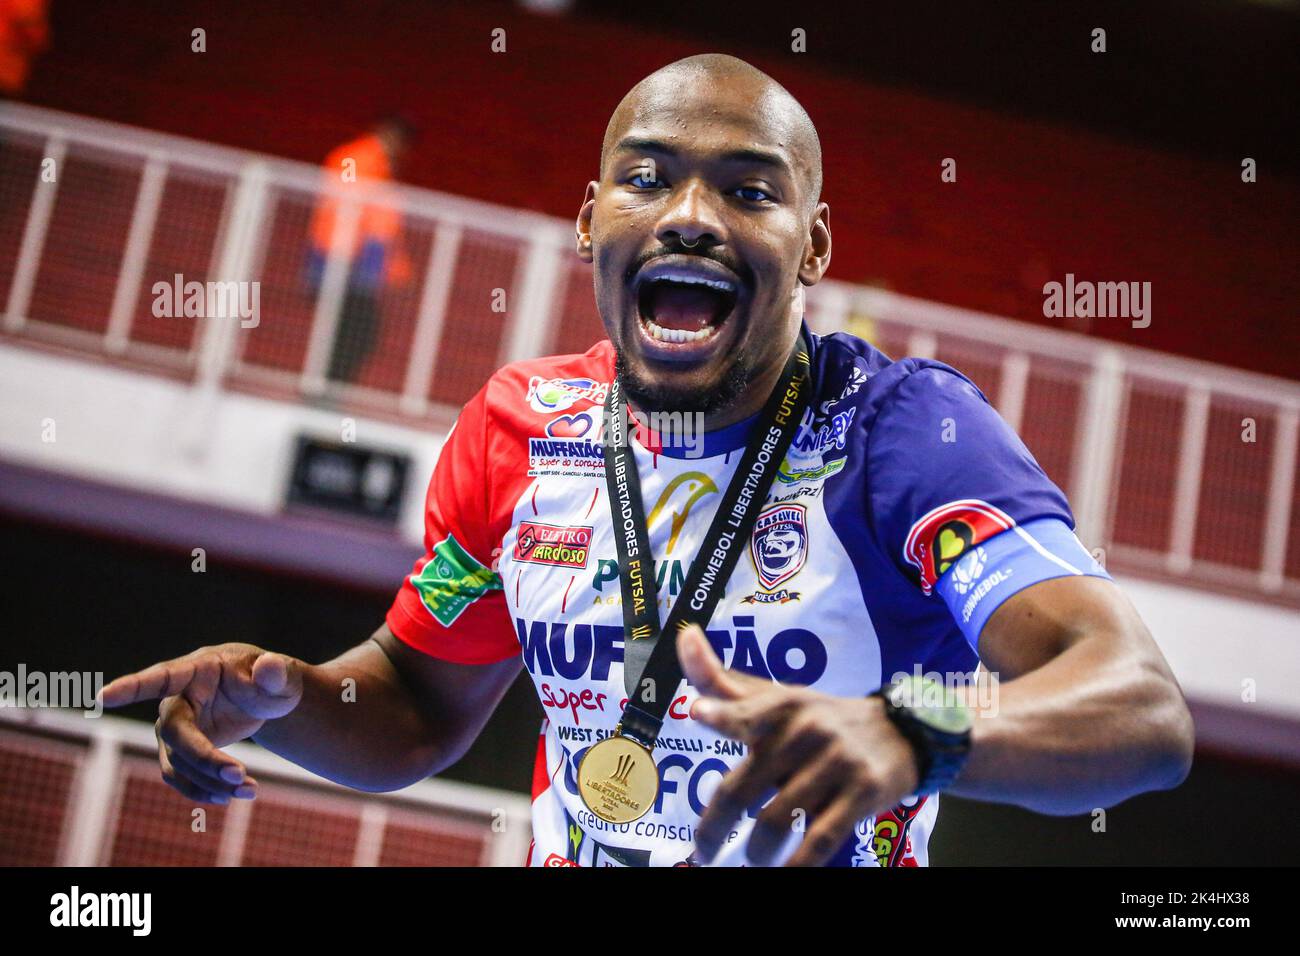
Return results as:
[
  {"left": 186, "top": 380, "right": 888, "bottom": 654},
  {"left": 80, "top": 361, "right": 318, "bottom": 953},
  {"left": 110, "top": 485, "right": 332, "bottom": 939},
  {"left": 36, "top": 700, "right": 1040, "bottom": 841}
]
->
[{"left": 635, "top": 265, "right": 739, "bottom": 346}]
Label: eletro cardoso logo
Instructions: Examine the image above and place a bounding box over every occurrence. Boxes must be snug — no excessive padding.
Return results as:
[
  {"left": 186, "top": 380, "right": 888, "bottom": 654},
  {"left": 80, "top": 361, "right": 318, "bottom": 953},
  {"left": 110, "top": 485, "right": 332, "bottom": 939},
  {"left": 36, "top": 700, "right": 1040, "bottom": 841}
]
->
[{"left": 514, "top": 522, "right": 593, "bottom": 569}]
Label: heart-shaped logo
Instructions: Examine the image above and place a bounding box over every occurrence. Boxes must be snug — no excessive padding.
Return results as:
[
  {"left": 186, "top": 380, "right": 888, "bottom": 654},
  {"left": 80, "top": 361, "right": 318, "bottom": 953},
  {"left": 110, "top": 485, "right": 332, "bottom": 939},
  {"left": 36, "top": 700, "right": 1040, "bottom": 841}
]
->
[
  {"left": 934, "top": 523, "right": 972, "bottom": 575},
  {"left": 546, "top": 413, "right": 593, "bottom": 438}
]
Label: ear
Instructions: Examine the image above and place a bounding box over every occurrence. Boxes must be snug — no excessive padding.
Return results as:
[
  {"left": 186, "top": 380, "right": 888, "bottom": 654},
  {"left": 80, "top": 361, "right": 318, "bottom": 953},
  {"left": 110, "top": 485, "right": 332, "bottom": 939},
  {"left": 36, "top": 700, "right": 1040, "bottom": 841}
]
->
[
  {"left": 798, "top": 201, "right": 831, "bottom": 286},
  {"left": 576, "top": 181, "right": 598, "bottom": 262}
]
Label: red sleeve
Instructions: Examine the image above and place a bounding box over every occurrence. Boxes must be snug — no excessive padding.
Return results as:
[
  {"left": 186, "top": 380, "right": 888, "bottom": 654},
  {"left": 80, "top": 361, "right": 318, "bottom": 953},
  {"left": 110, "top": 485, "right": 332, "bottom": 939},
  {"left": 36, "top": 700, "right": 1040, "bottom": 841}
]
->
[{"left": 385, "top": 383, "right": 520, "bottom": 664}]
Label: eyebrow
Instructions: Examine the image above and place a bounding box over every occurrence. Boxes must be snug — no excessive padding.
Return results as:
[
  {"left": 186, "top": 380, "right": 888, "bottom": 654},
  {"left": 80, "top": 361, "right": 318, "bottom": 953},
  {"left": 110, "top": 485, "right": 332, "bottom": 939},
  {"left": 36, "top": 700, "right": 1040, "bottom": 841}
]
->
[{"left": 610, "top": 137, "right": 793, "bottom": 177}]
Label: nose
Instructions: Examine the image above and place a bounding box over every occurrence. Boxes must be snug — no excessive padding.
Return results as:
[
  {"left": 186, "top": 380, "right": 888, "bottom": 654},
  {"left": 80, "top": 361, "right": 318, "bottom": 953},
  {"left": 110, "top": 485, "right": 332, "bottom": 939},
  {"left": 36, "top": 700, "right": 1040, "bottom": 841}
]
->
[{"left": 654, "top": 179, "right": 725, "bottom": 250}]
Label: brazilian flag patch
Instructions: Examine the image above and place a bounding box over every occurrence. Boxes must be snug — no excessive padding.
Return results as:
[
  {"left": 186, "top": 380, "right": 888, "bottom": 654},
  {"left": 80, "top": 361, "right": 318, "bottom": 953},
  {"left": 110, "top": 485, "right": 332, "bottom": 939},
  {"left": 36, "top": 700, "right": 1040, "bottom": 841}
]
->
[{"left": 411, "top": 535, "right": 501, "bottom": 626}]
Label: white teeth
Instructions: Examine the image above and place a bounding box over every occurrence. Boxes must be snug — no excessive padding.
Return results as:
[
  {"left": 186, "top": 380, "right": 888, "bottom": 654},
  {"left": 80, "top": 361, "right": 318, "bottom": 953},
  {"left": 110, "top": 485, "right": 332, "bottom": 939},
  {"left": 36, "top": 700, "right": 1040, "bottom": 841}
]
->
[
  {"left": 646, "top": 271, "right": 738, "bottom": 294},
  {"left": 642, "top": 318, "right": 717, "bottom": 344}
]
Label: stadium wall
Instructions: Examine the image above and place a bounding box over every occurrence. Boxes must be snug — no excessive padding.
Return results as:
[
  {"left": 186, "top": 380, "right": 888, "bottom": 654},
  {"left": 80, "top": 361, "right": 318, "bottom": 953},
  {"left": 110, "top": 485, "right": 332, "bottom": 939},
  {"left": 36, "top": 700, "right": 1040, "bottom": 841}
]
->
[{"left": 20, "top": 0, "right": 1300, "bottom": 380}]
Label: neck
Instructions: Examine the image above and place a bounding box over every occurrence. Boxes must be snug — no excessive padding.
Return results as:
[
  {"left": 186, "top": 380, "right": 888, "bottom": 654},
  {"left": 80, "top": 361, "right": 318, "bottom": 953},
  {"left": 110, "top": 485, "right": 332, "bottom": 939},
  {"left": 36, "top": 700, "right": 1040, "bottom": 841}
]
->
[
  {"left": 698, "top": 358, "right": 787, "bottom": 431},
  {"left": 703, "top": 319, "right": 804, "bottom": 430}
]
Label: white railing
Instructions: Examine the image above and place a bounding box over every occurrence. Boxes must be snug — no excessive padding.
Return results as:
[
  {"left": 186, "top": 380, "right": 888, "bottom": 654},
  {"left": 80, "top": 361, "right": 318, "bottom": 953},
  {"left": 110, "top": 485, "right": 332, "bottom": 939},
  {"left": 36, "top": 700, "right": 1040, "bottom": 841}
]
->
[
  {"left": 0, "top": 707, "right": 532, "bottom": 867},
  {"left": 2, "top": 102, "right": 1298, "bottom": 604}
]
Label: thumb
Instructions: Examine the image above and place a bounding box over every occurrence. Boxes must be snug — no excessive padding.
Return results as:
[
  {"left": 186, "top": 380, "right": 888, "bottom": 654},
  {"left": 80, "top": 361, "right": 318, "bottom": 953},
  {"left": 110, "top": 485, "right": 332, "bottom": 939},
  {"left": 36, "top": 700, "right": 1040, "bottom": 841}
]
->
[
  {"left": 247, "top": 653, "right": 303, "bottom": 717},
  {"left": 677, "top": 623, "right": 751, "bottom": 701}
]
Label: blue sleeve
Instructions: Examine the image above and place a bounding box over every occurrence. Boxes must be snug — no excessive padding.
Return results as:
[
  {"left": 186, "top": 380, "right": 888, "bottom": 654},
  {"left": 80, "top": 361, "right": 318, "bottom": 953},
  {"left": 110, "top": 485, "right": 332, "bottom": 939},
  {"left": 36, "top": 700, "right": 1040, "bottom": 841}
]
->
[
  {"left": 934, "top": 517, "right": 1110, "bottom": 651},
  {"left": 867, "top": 364, "right": 1109, "bottom": 648}
]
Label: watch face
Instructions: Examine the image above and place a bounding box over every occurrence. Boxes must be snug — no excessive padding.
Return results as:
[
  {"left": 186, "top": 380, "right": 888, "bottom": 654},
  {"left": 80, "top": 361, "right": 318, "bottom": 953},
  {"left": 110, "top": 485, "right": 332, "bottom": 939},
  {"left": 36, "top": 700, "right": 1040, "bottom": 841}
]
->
[
  {"left": 922, "top": 703, "right": 974, "bottom": 736},
  {"left": 892, "top": 675, "right": 973, "bottom": 735}
]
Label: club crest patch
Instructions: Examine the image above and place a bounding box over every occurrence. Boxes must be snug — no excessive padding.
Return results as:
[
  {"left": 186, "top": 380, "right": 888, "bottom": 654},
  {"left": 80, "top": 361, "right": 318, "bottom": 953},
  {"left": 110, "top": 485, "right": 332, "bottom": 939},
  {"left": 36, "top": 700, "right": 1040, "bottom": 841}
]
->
[{"left": 750, "top": 503, "right": 809, "bottom": 591}]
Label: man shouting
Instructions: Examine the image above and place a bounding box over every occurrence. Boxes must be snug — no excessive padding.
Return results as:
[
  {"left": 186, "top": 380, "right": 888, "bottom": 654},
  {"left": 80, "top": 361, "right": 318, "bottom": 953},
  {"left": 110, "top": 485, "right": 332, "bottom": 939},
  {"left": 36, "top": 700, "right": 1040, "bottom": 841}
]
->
[{"left": 103, "top": 54, "right": 1193, "bottom": 867}]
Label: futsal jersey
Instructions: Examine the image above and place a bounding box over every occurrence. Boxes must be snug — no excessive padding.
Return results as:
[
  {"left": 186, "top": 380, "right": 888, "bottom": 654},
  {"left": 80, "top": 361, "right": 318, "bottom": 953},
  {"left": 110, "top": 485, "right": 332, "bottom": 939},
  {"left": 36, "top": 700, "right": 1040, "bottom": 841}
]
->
[{"left": 386, "top": 322, "right": 1110, "bottom": 867}]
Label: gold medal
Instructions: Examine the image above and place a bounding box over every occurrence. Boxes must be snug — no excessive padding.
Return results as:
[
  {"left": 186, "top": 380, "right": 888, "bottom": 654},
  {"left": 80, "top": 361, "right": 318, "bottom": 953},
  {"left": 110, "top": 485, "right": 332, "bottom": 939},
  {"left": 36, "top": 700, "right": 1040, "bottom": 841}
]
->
[{"left": 577, "top": 732, "right": 660, "bottom": 824}]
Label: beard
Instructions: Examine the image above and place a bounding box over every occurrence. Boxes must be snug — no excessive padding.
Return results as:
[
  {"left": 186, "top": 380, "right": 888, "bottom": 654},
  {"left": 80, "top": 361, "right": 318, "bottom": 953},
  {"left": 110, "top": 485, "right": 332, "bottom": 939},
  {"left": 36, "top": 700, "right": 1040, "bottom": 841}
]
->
[{"left": 613, "top": 346, "right": 756, "bottom": 417}]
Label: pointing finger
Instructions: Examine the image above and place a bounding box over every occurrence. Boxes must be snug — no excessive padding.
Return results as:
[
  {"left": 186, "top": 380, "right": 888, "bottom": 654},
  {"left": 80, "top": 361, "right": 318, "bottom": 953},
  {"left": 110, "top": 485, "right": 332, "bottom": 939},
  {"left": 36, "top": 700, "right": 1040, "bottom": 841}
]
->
[{"left": 101, "top": 656, "right": 199, "bottom": 708}]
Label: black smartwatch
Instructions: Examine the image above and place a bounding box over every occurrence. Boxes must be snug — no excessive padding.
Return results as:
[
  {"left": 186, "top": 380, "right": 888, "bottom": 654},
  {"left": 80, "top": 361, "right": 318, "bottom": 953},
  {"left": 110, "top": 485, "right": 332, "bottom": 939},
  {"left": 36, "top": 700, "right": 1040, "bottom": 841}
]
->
[{"left": 875, "top": 674, "right": 973, "bottom": 795}]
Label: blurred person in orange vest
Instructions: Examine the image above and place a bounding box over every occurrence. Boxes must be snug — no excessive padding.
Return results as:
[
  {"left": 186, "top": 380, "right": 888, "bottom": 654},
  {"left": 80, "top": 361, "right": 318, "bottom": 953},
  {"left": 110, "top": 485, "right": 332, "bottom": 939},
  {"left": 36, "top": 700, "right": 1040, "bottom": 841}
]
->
[
  {"left": 0, "top": 0, "right": 50, "bottom": 97},
  {"left": 307, "top": 116, "right": 415, "bottom": 386}
]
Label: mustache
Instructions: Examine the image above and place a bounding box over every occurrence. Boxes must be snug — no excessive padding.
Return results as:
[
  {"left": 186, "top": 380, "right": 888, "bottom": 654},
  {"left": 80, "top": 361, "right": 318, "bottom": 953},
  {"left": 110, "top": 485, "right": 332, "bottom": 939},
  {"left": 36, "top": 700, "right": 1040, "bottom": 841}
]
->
[{"left": 624, "top": 242, "right": 754, "bottom": 289}]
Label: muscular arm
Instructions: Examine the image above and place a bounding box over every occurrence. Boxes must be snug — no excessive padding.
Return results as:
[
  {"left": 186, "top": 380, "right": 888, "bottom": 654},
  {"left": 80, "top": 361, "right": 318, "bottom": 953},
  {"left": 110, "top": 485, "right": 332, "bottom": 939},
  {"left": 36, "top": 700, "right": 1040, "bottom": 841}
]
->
[
  {"left": 686, "top": 572, "right": 1195, "bottom": 865},
  {"left": 253, "top": 625, "right": 520, "bottom": 792},
  {"left": 947, "top": 575, "right": 1195, "bottom": 814}
]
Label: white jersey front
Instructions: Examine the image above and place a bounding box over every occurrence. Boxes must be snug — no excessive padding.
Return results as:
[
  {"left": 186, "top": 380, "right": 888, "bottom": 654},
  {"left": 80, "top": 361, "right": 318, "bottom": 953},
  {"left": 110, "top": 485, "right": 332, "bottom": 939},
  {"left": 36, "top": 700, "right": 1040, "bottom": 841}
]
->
[{"left": 385, "top": 328, "right": 1108, "bottom": 866}]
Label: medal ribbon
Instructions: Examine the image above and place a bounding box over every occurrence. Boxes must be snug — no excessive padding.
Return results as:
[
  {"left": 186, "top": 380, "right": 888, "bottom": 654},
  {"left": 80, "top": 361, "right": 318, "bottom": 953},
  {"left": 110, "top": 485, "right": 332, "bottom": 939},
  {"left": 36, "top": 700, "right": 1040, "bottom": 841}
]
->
[{"left": 602, "top": 330, "right": 813, "bottom": 748}]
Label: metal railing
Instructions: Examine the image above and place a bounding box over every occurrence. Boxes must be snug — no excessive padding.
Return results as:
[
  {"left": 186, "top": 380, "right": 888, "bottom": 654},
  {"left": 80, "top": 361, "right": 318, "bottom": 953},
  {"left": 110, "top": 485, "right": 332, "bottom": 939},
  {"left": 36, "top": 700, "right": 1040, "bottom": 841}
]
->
[
  {"left": 0, "top": 708, "right": 532, "bottom": 867},
  {"left": 806, "top": 287, "right": 1300, "bottom": 602},
  {"left": 2, "top": 102, "right": 1298, "bottom": 604}
]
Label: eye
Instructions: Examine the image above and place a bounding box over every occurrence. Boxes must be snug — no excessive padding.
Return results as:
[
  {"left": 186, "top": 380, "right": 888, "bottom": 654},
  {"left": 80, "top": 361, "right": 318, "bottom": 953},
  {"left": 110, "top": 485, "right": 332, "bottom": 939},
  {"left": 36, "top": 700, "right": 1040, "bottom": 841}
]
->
[
  {"left": 628, "top": 170, "right": 665, "bottom": 189},
  {"left": 734, "top": 186, "right": 774, "bottom": 203}
]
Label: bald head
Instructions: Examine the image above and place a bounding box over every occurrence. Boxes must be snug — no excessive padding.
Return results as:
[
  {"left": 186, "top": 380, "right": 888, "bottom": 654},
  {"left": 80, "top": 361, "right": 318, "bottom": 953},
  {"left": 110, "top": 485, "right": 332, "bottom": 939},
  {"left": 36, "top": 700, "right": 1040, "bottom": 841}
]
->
[
  {"left": 580, "top": 53, "right": 833, "bottom": 421},
  {"left": 600, "top": 54, "right": 823, "bottom": 212}
]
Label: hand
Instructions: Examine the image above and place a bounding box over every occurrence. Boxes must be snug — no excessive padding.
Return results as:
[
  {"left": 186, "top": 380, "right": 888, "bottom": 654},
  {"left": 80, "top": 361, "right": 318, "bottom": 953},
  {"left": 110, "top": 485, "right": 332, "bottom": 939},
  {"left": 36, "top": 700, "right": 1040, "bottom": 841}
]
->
[
  {"left": 678, "top": 624, "right": 919, "bottom": 866},
  {"left": 100, "top": 644, "right": 305, "bottom": 805}
]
